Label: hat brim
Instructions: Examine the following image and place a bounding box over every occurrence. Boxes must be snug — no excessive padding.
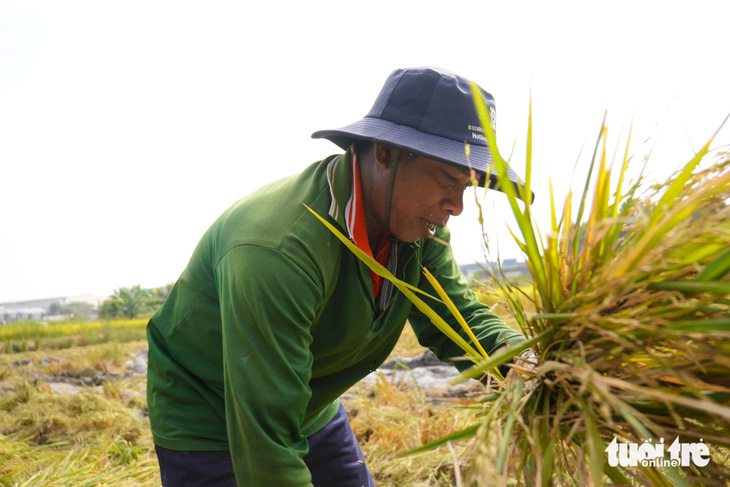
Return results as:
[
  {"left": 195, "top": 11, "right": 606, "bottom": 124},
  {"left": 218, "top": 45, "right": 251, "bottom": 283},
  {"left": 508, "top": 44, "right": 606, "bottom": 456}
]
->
[{"left": 312, "top": 117, "right": 534, "bottom": 204}]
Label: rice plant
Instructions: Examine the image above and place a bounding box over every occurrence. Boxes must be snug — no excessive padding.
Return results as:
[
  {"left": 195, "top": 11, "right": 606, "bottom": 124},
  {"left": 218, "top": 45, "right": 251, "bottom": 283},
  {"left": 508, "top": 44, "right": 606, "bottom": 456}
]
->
[
  {"left": 463, "top": 88, "right": 730, "bottom": 486},
  {"left": 307, "top": 93, "right": 730, "bottom": 484}
]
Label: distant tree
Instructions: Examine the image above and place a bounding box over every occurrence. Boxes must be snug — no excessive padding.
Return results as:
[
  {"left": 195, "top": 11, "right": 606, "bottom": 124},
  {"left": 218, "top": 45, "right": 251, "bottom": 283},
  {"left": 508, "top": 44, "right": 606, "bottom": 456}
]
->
[
  {"left": 48, "top": 301, "right": 65, "bottom": 315},
  {"left": 98, "top": 299, "right": 117, "bottom": 319},
  {"left": 100, "top": 285, "right": 146, "bottom": 319},
  {"left": 99, "top": 283, "right": 173, "bottom": 319},
  {"left": 143, "top": 283, "right": 173, "bottom": 312}
]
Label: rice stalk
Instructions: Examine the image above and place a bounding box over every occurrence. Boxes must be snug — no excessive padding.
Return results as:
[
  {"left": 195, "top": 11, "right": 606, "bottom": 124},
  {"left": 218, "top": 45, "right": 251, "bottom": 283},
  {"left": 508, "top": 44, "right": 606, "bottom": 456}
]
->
[
  {"left": 465, "top": 87, "right": 730, "bottom": 486},
  {"left": 0, "top": 340, "right": 156, "bottom": 486},
  {"left": 305, "top": 204, "right": 505, "bottom": 379},
  {"left": 345, "top": 374, "right": 476, "bottom": 486}
]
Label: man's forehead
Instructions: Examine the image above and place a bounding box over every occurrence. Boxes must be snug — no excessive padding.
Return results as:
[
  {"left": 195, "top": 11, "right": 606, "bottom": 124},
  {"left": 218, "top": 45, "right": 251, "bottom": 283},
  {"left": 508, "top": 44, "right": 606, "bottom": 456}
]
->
[{"left": 424, "top": 157, "right": 473, "bottom": 177}]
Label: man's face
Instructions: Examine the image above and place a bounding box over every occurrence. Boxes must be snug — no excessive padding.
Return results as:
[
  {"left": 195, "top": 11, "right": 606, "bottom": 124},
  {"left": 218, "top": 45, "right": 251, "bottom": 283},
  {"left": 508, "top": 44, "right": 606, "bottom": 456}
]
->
[{"left": 387, "top": 154, "right": 473, "bottom": 243}]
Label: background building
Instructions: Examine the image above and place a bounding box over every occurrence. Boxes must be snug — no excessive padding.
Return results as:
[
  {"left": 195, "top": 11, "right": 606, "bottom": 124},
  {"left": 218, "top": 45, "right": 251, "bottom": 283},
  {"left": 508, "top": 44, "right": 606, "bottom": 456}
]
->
[
  {"left": 459, "top": 259, "right": 531, "bottom": 285},
  {"left": 0, "top": 294, "right": 106, "bottom": 323}
]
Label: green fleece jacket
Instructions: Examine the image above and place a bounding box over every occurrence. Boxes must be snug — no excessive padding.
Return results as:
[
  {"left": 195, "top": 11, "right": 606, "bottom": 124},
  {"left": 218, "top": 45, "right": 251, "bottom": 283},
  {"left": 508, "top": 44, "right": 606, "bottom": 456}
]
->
[{"left": 146, "top": 149, "right": 525, "bottom": 485}]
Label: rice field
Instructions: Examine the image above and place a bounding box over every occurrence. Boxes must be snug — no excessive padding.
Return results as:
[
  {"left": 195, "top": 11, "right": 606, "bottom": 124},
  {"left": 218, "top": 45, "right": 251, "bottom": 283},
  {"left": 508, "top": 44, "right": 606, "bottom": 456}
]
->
[
  {"left": 4, "top": 111, "right": 729, "bottom": 485},
  {"left": 0, "top": 320, "right": 482, "bottom": 486},
  {"left": 0, "top": 336, "right": 157, "bottom": 486},
  {"left": 0, "top": 319, "right": 148, "bottom": 354}
]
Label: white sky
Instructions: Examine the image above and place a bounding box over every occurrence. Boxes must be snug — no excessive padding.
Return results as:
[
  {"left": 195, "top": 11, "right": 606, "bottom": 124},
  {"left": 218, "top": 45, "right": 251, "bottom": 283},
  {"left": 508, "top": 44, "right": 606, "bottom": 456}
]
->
[{"left": 1, "top": 0, "right": 729, "bottom": 303}]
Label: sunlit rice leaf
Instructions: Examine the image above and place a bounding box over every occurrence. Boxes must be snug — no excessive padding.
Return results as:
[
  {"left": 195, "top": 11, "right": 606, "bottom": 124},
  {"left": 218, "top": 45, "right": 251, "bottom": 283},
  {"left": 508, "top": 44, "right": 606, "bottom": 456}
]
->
[
  {"left": 396, "top": 282, "right": 485, "bottom": 362},
  {"left": 608, "top": 140, "right": 718, "bottom": 279},
  {"left": 523, "top": 96, "right": 534, "bottom": 211},
  {"left": 303, "top": 203, "right": 440, "bottom": 302},
  {"left": 304, "top": 203, "right": 486, "bottom": 362},
  {"left": 421, "top": 268, "right": 493, "bottom": 362},
  {"left": 470, "top": 83, "right": 553, "bottom": 314}
]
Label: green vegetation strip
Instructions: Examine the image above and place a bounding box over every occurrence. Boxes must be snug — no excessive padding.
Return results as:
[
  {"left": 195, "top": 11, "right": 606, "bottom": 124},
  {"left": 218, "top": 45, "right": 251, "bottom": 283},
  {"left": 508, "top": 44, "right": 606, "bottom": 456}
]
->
[{"left": 1, "top": 319, "right": 148, "bottom": 354}]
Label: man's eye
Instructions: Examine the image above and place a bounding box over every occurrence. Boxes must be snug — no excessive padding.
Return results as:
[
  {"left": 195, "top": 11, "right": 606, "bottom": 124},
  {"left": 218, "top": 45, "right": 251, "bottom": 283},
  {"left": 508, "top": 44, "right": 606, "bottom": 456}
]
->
[{"left": 443, "top": 173, "right": 457, "bottom": 185}]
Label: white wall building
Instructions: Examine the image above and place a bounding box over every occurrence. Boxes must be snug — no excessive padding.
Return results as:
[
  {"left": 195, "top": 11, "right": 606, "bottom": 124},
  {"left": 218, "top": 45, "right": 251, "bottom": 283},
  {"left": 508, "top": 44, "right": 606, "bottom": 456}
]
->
[{"left": 0, "top": 294, "right": 107, "bottom": 323}]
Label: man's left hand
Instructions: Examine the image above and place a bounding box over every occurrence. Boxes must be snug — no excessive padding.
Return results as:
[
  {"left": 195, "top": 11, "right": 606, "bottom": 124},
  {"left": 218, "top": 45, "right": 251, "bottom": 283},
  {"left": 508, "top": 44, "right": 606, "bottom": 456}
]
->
[{"left": 504, "top": 349, "right": 538, "bottom": 387}]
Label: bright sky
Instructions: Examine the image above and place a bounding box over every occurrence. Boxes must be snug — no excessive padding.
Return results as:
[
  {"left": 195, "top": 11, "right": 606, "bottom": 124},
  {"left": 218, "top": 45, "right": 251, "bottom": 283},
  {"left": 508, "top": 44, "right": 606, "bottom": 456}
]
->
[{"left": 1, "top": 0, "right": 729, "bottom": 303}]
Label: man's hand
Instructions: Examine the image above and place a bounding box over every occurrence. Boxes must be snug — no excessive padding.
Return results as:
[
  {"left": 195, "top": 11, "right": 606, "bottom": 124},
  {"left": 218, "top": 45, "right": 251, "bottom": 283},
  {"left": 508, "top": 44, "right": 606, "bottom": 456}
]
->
[{"left": 504, "top": 349, "right": 538, "bottom": 388}]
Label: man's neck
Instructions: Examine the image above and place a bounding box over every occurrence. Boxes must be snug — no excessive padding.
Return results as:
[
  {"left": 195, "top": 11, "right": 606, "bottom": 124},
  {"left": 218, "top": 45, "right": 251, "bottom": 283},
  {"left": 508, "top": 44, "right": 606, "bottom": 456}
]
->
[{"left": 357, "top": 150, "right": 388, "bottom": 252}]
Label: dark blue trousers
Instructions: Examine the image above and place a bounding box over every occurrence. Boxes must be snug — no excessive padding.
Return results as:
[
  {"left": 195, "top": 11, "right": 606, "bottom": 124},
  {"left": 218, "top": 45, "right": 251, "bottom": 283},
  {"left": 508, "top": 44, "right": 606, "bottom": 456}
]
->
[{"left": 154, "top": 402, "right": 374, "bottom": 487}]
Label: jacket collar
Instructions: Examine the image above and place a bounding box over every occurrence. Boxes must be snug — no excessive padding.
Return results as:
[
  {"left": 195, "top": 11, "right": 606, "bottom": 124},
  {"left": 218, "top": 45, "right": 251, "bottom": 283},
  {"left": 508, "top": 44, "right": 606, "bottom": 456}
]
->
[
  {"left": 325, "top": 148, "right": 422, "bottom": 254},
  {"left": 325, "top": 147, "right": 355, "bottom": 237}
]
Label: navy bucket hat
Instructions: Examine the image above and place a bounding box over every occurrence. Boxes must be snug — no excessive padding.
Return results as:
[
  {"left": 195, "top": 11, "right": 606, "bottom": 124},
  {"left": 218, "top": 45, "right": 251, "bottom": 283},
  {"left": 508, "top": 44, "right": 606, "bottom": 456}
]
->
[{"left": 312, "top": 67, "right": 534, "bottom": 203}]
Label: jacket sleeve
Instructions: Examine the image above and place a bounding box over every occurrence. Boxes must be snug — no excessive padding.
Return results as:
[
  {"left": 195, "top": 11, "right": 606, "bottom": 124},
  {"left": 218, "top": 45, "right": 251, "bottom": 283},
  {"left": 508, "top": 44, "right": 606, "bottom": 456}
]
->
[
  {"left": 215, "top": 244, "right": 319, "bottom": 486},
  {"left": 407, "top": 227, "right": 526, "bottom": 373}
]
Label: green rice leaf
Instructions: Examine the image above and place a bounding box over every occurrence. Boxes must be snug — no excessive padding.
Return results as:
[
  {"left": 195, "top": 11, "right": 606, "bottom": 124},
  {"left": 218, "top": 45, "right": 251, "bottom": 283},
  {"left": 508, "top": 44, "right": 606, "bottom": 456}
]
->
[
  {"left": 655, "top": 137, "right": 712, "bottom": 216},
  {"left": 571, "top": 118, "right": 607, "bottom": 279},
  {"left": 603, "top": 464, "right": 631, "bottom": 486},
  {"left": 397, "top": 423, "right": 481, "bottom": 456},
  {"left": 421, "top": 267, "right": 507, "bottom": 380},
  {"left": 610, "top": 139, "right": 717, "bottom": 279},
  {"left": 605, "top": 375, "right": 730, "bottom": 422},
  {"left": 383, "top": 276, "right": 485, "bottom": 363},
  {"left": 697, "top": 247, "right": 730, "bottom": 280},
  {"left": 470, "top": 82, "right": 553, "bottom": 314},
  {"left": 648, "top": 280, "right": 730, "bottom": 295},
  {"left": 580, "top": 400, "right": 604, "bottom": 487},
  {"left": 479, "top": 392, "right": 501, "bottom": 403},
  {"left": 422, "top": 268, "right": 489, "bottom": 353},
  {"left": 454, "top": 333, "right": 545, "bottom": 383},
  {"left": 304, "top": 204, "right": 487, "bottom": 363},
  {"left": 530, "top": 312, "right": 578, "bottom": 320},
  {"left": 303, "top": 204, "right": 440, "bottom": 302},
  {"left": 523, "top": 95, "right": 534, "bottom": 210},
  {"left": 496, "top": 381, "right": 524, "bottom": 476},
  {"left": 539, "top": 427, "right": 558, "bottom": 487},
  {"left": 667, "top": 318, "right": 730, "bottom": 332},
  {"left": 608, "top": 119, "right": 633, "bottom": 222}
]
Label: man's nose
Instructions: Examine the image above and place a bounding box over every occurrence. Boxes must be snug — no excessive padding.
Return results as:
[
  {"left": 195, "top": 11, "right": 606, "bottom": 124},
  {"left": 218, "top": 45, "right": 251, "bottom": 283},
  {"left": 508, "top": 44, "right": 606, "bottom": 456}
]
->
[{"left": 443, "top": 190, "right": 464, "bottom": 217}]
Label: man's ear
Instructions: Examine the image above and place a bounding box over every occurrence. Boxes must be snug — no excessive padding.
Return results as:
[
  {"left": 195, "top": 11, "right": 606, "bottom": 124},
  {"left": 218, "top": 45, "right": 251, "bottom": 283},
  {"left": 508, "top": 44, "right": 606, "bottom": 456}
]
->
[{"left": 373, "top": 143, "right": 393, "bottom": 169}]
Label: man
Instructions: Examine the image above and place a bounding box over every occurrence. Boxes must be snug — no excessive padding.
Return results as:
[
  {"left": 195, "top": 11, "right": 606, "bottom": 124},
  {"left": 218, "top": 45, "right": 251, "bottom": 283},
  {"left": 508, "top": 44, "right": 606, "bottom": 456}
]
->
[{"left": 147, "top": 67, "right": 533, "bottom": 486}]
